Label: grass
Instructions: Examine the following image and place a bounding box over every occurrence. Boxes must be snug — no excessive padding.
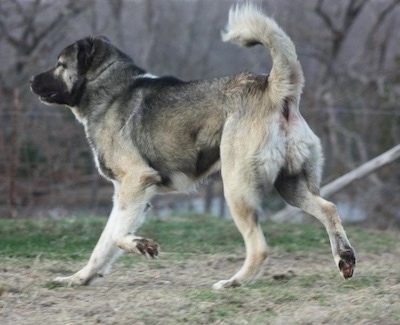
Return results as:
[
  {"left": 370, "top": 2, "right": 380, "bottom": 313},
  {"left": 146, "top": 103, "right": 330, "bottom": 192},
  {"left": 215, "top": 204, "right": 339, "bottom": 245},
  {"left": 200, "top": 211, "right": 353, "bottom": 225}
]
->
[
  {"left": 0, "top": 214, "right": 397, "bottom": 260},
  {"left": 0, "top": 217, "right": 104, "bottom": 260},
  {"left": 1, "top": 214, "right": 399, "bottom": 324}
]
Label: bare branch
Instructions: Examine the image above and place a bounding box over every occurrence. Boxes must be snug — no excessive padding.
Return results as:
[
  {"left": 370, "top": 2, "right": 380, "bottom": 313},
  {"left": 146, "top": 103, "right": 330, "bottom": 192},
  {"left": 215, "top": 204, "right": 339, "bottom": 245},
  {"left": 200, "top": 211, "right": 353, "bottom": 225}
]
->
[
  {"left": 366, "top": 0, "right": 400, "bottom": 47},
  {"left": 315, "top": 0, "right": 339, "bottom": 35},
  {"left": 315, "top": 0, "right": 369, "bottom": 60}
]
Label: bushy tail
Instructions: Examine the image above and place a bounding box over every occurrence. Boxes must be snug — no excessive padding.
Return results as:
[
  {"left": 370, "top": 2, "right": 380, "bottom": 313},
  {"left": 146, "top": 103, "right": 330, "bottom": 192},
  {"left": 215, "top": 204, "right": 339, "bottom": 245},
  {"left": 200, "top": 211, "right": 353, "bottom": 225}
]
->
[{"left": 222, "top": 4, "right": 304, "bottom": 105}]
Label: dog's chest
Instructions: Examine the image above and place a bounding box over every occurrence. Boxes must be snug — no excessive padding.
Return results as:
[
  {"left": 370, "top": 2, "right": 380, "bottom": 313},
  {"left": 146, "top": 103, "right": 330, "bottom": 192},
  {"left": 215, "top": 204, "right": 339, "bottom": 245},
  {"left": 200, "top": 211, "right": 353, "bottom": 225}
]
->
[{"left": 83, "top": 111, "right": 139, "bottom": 182}]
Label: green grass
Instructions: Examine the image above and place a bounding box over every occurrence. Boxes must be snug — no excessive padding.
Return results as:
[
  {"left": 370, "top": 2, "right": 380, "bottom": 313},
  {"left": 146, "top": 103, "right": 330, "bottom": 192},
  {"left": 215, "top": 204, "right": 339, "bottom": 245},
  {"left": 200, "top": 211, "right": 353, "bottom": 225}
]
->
[
  {"left": 0, "top": 214, "right": 397, "bottom": 260},
  {"left": 140, "top": 214, "right": 244, "bottom": 254},
  {"left": 0, "top": 217, "right": 105, "bottom": 259}
]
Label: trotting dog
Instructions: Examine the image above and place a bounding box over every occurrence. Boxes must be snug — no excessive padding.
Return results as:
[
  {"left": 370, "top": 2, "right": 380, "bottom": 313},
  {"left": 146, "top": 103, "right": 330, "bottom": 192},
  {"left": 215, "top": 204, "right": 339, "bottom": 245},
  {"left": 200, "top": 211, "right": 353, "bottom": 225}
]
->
[{"left": 30, "top": 4, "right": 355, "bottom": 289}]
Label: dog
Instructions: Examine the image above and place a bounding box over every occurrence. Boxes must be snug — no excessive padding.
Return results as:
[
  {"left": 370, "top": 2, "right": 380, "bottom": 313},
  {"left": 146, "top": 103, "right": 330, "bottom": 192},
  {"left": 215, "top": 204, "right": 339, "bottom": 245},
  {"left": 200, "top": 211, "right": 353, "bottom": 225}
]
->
[{"left": 30, "top": 4, "right": 355, "bottom": 289}]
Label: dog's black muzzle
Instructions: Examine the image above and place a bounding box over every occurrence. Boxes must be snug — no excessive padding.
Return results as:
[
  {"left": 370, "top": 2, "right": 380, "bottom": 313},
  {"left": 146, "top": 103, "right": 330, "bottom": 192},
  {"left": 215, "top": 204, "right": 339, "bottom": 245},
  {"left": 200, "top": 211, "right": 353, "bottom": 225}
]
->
[{"left": 30, "top": 71, "right": 70, "bottom": 105}]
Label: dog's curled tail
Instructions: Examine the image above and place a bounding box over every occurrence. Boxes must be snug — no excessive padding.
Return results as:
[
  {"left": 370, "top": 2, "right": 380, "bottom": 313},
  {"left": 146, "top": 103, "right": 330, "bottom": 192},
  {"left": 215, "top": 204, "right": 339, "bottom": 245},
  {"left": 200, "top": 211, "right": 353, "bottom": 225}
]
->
[{"left": 222, "top": 4, "right": 304, "bottom": 105}]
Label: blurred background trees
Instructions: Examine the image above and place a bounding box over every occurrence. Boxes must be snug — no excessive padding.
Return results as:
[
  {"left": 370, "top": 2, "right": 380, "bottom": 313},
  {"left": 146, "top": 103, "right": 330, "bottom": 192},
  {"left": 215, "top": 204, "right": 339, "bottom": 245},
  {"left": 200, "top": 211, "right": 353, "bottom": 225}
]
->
[{"left": 0, "top": 0, "right": 399, "bottom": 228}]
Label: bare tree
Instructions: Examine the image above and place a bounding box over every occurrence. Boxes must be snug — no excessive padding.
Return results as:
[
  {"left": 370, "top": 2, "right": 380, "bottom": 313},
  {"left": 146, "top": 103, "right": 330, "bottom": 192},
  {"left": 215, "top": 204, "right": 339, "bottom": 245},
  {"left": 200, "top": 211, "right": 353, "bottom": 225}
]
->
[
  {"left": 295, "top": 0, "right": 400, "bottom": 225},
  {"left": 0, "top": 0, "right": 398, "bottom": 225},
  {"left": 0, "top": 0, "right": 87, "bottom": 80},
  {"left": 0, "top": 0, "right": 89, "bottom": 217}
]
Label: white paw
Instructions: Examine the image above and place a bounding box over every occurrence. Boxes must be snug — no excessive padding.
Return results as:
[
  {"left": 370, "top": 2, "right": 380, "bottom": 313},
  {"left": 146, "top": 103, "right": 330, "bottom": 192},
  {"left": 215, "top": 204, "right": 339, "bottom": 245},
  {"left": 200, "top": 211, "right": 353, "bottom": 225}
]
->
[
  {"left": 53, "top": 275, "right": 80, "bottom": 286},
  {"left": 212, "top": 279, "right": 241, "bottom": 290},
  {"left": 53, "top": 273, "right": 93, "bottom": 286}
]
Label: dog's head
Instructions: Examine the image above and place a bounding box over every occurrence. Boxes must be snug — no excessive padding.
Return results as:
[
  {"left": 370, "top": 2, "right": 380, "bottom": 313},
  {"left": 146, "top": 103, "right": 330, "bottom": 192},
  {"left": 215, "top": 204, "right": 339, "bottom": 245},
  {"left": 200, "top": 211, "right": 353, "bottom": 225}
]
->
[{"left": 30, "top": 36, "right": 112, "bottom": 107}]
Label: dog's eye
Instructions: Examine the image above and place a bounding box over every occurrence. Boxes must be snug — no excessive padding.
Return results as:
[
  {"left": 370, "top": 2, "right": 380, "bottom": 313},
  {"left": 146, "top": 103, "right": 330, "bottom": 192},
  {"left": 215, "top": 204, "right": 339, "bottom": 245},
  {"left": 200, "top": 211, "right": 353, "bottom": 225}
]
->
[{"left": 57, "top": 62, "right": 67, "bottom": 69}]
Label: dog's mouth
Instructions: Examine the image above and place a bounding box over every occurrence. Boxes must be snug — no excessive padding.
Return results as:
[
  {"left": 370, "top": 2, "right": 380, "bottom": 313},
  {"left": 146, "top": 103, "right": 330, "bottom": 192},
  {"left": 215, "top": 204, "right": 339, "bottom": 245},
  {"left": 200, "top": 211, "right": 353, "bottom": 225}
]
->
[
  {"left": 30, "top": 76, "right": 64, "bottom": 104},
  {"left": 39, "top": 93, "right": 58, "bottom": 102},
  {"left": 35, "top": 91, "right": 62, "bottom": 104}
]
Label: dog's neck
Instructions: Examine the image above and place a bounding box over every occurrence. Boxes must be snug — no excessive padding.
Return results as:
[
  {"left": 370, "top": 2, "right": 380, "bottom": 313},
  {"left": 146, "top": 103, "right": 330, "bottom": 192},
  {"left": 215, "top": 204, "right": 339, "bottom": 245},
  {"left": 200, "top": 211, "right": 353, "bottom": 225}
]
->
[{"left": 69, "top": 62, "right": 145, "bottom": 121}]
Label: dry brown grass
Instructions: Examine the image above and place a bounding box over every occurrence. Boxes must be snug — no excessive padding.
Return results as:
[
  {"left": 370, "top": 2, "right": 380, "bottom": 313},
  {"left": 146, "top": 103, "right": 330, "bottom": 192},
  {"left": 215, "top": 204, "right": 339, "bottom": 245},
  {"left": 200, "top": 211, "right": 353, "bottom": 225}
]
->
[{"left": 1, "top": 249, "right": 400, "bottom": 324}]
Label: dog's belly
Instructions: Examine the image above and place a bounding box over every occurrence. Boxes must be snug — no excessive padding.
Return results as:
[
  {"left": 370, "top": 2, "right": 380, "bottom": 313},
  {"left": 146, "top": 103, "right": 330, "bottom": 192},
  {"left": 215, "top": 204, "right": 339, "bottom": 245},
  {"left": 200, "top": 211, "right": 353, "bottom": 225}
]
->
[
  {"left": 148, "top": 145, "right": 221, "bottom": 192},
  {"left": 134, "top": 108, "right": 224, "bottom": 190}
]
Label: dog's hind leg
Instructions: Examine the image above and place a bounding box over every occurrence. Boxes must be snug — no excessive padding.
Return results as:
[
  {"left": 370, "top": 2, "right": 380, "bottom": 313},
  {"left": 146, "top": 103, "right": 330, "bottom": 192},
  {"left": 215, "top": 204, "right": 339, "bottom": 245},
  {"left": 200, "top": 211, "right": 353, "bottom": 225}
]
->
[
  {"left": 275, "top": 171, "right": 356, "bottom": 279},
  {"left": 213, "top": 171, "right": 268, "bottom": 289},
  {"left": 54, "top": 170, "right": 159, "bottom": 286},
  {"left": 213, "top": 138, "right": 269, "bottom": 289}
]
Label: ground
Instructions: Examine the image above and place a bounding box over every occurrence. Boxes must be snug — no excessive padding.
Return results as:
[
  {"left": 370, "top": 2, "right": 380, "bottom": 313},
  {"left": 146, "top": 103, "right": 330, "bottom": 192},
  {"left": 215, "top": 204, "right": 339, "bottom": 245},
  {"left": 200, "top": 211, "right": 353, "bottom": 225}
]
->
[{"left": 0, "top": 216, "right": 399, "bottom": 324}]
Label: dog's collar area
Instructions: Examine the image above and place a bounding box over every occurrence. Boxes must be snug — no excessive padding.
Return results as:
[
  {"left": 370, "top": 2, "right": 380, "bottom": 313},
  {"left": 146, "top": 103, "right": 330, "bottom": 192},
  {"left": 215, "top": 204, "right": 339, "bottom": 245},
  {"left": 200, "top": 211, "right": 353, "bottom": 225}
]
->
[{"left": 136, "top": 73, "right": 158, "bottom": 79}]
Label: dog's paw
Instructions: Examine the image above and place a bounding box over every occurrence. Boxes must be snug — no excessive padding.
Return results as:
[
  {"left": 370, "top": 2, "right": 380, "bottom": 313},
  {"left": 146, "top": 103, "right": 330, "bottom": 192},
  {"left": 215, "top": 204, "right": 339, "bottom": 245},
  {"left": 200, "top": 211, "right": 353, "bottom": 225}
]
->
[
  {"left": 212, "top": 279, "right": 241, "bottom": 290},
  {"left": 53, "top": 269, "right": 100, "bottom": 286},
  {"left": 338, "top": 247, "right": 356, "bottom": 279},
  {"left": 133, "top": 237, "right": 159, "bottom": 258},
  {"left": 53, "top": 274, "right": 87, "bottom": 286}
]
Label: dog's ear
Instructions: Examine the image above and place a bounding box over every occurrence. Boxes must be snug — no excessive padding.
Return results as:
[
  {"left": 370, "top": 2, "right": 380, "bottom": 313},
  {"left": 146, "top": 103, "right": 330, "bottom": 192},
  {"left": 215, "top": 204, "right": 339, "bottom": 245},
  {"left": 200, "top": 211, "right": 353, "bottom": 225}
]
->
[
  {"left": 77, "top": 36, "right": 110, "bottom": 74},
  {"left": 77, "top": 37, "right": 95, "bottom": 73},
  {"left": 98, "top": 35, "right": 111, "bottom": 43}
]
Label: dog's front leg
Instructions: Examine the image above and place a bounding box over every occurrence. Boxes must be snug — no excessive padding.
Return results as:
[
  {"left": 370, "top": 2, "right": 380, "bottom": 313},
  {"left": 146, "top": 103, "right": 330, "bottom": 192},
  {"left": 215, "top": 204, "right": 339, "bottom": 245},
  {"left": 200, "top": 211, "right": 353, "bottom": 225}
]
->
[
  {"left": 111, "top": 173, "right": 159, "bottom": 259},
  {"left": 54, "top": 183, "right": 124, "bottom": 286},
  {"left": 54, "top": 174, "right": 159, "bottom": 286}
]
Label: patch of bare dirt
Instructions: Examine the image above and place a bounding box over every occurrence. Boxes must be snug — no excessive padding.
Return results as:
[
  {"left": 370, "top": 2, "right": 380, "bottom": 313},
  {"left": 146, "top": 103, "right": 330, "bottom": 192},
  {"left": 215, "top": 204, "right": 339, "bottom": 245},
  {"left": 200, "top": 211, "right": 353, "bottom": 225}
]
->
[{"left": 1, "top": 249, "right": 400, "bottom": 325}]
